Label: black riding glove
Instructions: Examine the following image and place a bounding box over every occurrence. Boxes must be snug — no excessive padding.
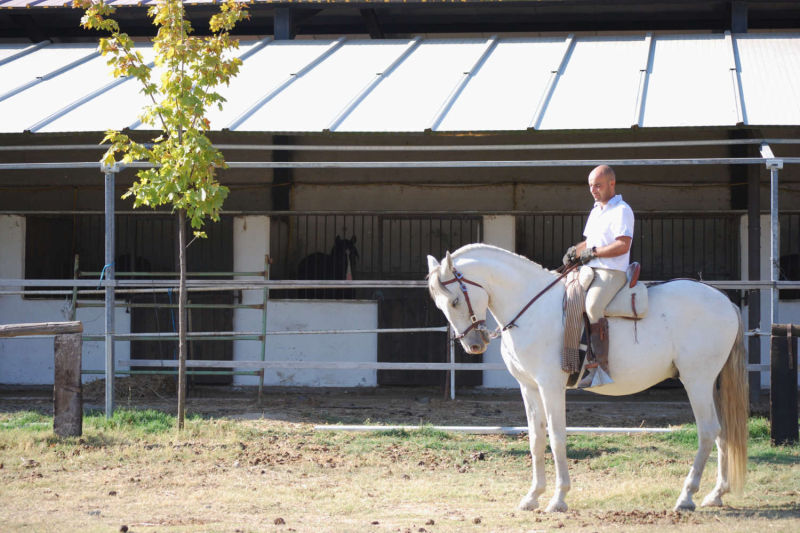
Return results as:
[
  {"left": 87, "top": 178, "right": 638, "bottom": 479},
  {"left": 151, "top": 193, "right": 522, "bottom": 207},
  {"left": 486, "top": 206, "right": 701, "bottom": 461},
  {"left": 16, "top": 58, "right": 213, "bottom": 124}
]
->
[
  {"left": 579, "top": 247, "right": 597, "bottom": 264},
  {"left": 562, "top": 245, "right": 578, "bottom": 265}
]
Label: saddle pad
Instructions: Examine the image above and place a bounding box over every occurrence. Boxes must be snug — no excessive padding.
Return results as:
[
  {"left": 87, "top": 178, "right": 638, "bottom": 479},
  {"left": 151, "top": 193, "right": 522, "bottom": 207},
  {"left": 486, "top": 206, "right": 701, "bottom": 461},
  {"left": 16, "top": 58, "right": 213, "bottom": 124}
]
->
[{"left": 605, "top": 282, "right": 648, "bottom": 319}]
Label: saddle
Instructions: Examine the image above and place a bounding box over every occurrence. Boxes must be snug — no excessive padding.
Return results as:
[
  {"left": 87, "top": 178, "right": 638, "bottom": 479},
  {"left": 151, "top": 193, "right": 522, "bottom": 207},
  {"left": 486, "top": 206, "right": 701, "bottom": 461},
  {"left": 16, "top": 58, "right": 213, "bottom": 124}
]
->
[
  {"left": 562, "top": 262, "right": 647, "bottom": 387},
  {"left": 578, "top": 262, "right": 648, "bottom": 319}
]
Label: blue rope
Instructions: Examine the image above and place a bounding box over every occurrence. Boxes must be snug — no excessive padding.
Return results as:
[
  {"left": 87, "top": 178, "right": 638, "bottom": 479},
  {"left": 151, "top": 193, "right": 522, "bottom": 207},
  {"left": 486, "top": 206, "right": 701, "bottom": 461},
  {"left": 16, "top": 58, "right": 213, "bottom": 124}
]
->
[{"left": 97, "top": 261, "right": 114, "bottom": 289}]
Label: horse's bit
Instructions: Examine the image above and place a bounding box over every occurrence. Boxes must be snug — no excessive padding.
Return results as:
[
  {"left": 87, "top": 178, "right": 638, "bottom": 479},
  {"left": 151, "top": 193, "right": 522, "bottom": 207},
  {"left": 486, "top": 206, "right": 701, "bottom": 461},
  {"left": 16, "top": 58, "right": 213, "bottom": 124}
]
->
[{"left": 441, "top": 262, "right": 580, "bottom": 342}]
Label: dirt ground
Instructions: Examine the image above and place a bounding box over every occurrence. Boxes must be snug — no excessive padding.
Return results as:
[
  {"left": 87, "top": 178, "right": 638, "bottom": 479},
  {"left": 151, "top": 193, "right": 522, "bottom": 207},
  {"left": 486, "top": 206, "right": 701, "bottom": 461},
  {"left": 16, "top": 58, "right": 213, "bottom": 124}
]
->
[{"left": 0, "top": 376, "right": 760, "bottom": 428}]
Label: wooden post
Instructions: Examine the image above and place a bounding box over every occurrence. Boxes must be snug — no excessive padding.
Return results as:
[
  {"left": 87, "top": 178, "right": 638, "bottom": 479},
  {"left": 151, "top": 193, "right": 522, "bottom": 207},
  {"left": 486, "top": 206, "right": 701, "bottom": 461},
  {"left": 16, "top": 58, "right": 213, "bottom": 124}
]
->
[
  {"left": 0, "top": 321, "right": 84, "bottom": 437},
  {"left": 770, "top": 324, "right": 799, "bottom": 445},
  {"left": 54, "top": 333, "right": 83, "bottom": 437}
]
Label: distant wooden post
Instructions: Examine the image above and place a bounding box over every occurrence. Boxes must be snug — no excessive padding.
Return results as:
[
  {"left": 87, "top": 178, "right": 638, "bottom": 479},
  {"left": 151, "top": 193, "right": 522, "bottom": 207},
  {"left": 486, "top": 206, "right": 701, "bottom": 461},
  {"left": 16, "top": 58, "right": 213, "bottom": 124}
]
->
[
  {"left": 0, "top": 321, "right": 84, "bottom": 437},
  {"left": 770, "top": 324, "right": 799, "bottom": 445}
]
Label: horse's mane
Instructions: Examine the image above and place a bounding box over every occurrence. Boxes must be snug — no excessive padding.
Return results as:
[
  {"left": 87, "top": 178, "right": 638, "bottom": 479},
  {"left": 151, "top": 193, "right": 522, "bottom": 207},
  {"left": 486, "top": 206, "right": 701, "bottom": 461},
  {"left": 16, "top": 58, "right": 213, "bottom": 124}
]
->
[{"left": 428, "top": 243, "right": 549, "bottom": 298}]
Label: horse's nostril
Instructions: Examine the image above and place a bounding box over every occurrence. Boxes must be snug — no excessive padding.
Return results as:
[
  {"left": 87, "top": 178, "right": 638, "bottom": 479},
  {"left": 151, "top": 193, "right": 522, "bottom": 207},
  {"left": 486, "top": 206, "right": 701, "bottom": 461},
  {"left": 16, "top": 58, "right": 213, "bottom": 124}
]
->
[{"left": 470, "top": 344, "right": 481, "bottom": 352}]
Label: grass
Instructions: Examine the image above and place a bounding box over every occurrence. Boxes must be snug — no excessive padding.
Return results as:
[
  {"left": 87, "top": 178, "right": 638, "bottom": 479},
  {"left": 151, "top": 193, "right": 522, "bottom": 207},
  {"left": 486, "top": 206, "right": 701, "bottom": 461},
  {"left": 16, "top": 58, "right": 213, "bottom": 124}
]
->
[{"left": 0, "top": 411, "right": 798, "bottom": 532}]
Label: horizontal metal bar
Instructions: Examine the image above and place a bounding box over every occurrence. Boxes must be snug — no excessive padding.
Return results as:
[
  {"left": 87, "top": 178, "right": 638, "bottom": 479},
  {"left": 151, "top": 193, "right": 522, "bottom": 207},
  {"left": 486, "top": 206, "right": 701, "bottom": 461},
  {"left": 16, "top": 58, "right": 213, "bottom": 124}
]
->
[
  {"left": 120, "top": 359, "right": 509, "bottom": 371},
  {"left": 81, "top": 369, "right": 261, "bottom": 376},
  {"left": 76, "top": 301, "right": 264, "bottom": 310},
  {"left": 314, "top": 425, "right": 675, "bottom": 435},
  {"left": 3, "top": 157, "right": 800, "bottom": 172},
  {"left": 6, "top": 278, "right": 800, "bottom": 290},
  {"left": 2, "top": 209, "right": 799, "bottom": 217},
  {"left": 0, "top": 278, "right": 430, "bottom": 288},
  {"left": 80, "top": 326, "right": 448, "bottom": 342},
  {"left": 83, "top": 334, "right": 263, "bottom": 341},
  {"left": 79, "top": 271, "right": 265, "bottom": 277},
  {"left": 1, "top": 138, "right": 800, "bottom": 152},
  {"left": 258, "top": 327, "right": 448, "bottom": 335}
]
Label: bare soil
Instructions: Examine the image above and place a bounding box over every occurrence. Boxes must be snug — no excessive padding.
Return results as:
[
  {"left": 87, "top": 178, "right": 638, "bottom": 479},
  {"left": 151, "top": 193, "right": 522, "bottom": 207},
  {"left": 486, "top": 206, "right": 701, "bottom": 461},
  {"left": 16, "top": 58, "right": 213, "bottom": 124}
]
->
[{"left": 1, "top": 376, "right": 721, "bottom": 428}]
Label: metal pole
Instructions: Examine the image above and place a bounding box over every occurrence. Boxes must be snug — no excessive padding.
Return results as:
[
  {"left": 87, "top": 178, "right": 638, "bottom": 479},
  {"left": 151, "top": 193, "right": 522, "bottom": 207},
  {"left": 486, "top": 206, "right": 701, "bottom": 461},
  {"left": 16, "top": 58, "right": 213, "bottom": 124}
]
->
[
  {"left": 747, "top": 170, "right": 761, "bottom": 405},
  {"left": 258, "top": 255, "right": 270, "bottom": 404},
  {"left": 769, "top": 163, "right": 781, "bottom": 326},
  {"left": 103, "top": 169, "right": 116, "bottom": 418},
  {"left": 449, "top": 326, "right": 456, "bottom": 400}
]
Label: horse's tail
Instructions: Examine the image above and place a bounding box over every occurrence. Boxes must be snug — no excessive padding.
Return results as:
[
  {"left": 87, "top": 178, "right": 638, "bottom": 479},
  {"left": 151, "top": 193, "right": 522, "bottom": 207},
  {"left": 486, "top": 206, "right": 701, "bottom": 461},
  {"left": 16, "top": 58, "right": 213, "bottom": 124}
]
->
[{"left": 717, "top": 304, "right": 749, "bottom": 495}]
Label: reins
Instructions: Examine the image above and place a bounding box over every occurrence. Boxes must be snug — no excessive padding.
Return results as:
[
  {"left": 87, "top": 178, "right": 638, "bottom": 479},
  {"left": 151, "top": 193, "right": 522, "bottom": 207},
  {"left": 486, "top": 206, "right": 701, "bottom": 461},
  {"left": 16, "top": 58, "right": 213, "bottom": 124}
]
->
[{"left": 441, "top": 261, "right": 580, "bottom": 340}]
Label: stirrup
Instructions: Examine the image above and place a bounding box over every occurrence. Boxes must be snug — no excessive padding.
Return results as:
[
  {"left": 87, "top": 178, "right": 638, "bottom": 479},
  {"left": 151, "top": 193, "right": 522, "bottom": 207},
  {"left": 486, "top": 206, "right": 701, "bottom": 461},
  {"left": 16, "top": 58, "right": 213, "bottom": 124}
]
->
[{"left": 577, "top": 366, "right": 614, "bottom": 389}]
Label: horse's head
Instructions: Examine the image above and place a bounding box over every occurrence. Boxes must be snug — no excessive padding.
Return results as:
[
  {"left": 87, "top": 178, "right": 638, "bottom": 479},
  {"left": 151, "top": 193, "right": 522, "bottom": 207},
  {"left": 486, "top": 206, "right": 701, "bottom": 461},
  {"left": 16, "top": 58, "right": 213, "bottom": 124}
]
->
[
  {"left": 426, "top": 251, "right": 490, "bottom": 355},
  {"left": 331, "top": 235, "right": 359, "bottom": 278}
]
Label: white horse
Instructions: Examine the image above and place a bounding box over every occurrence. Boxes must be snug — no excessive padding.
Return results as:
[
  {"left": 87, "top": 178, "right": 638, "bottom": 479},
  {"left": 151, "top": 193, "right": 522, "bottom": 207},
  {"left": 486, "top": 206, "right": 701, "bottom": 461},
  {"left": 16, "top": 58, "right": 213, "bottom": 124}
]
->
[{"left": 426, "top": 243, "right": 748, "bottom": 512}]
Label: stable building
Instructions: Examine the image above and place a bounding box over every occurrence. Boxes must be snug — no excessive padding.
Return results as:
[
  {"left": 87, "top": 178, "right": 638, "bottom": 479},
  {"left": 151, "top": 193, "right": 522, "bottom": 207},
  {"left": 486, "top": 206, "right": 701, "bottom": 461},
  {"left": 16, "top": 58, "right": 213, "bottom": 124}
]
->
[{"left": 1, "top": 1, "right": 799, "bottom": 394}]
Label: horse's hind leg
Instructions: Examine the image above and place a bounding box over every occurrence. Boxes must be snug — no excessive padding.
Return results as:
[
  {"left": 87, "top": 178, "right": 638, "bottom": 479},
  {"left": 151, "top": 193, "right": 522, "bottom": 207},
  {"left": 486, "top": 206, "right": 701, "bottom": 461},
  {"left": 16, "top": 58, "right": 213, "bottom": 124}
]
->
[
  {"left": 675, "top": 379, "right": 721, "bottom": 511},
  {"left": 518, "top": 383, "right": 547, "bottom": 511},
  {"left": 700, "top": 432, "right": 729, "bottom": 507}
]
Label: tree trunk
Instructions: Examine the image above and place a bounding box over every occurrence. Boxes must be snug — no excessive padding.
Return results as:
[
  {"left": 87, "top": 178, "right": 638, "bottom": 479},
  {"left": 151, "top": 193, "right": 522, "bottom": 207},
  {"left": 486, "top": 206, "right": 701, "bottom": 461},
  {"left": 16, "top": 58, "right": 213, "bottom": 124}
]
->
[{"left": 177, "top": 209, "right": 188, "bottom": 430}]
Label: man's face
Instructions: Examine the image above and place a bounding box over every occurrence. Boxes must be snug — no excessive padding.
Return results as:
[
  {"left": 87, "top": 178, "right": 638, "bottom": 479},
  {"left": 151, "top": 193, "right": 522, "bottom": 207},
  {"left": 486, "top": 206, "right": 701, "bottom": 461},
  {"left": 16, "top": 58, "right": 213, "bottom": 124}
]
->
[{"left": 588, "top": 172, "right": 615, "bottom": 205}]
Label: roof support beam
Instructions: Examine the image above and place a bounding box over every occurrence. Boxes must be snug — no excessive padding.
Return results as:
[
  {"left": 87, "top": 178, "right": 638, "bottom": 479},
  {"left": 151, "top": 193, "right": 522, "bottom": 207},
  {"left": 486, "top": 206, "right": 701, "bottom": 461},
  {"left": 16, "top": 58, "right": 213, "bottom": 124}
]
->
[
  {"left": 227, "top": 37, "right": 347, "bottom": 131},
  {"left": 731, "top": 0, "right": 748, "bottom": 33},
  {"left": 427, "top": 35, "right": 499, "bottom": 132},
  {"left": 326, "top": 37, "right": 422, "bottom": 132},
  {"left": 528, "top": 34, "right": 575, "bottom": 130},
  {"left": 360, "top": 8, "right": 384, "bottom": 39},
  {"left": 274, "top": 7, "right": 294, "bottom": 40},
  {"left": 632, "top": 33, "right": 654, "bottom": 128},
  {"left": 726, "top": 31, "right": 747, "bottom": 125}
]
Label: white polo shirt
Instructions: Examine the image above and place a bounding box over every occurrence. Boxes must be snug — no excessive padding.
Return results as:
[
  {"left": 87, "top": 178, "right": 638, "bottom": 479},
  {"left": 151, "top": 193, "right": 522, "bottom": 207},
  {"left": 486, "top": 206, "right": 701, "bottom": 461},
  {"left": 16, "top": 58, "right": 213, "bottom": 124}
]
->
[{"left": 583, "top": 194, "right": 634, "bottom": 272}]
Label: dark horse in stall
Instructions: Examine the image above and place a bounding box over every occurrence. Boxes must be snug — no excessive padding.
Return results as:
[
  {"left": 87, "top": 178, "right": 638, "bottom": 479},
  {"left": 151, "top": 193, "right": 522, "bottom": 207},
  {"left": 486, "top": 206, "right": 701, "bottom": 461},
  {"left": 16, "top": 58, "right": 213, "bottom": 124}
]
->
[{"left": 296, "top": 236, "right": 359, "bottom": 299}]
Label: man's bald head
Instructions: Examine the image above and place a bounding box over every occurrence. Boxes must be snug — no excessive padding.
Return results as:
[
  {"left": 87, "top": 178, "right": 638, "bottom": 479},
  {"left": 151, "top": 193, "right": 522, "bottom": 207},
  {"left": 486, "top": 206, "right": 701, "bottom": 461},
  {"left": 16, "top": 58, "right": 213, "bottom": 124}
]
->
[{"left": 588, "top": 165, "right": 617, "bottom": 205}]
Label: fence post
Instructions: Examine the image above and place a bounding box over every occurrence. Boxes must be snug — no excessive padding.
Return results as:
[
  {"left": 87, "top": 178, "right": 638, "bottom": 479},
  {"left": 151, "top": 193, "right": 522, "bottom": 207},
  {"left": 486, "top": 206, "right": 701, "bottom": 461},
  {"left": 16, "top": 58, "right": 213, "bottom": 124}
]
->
[
  {"left": 770, "top": 324, "right": 798, "bottom": 445},
  {"left": 53, "top": 332, "right": 83, "bottom": 437}
]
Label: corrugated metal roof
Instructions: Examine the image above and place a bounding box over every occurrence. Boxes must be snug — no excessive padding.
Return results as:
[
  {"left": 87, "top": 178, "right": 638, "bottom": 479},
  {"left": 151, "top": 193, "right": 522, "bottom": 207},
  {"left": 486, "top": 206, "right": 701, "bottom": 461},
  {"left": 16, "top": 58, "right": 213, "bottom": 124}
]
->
[{"left": 1, "top": 32, "right": 799, "bottom": 134}]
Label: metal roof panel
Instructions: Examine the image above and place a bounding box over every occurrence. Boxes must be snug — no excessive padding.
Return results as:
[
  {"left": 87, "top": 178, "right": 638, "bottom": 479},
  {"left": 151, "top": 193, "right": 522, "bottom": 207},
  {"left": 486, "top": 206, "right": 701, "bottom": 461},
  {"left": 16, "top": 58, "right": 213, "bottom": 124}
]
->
[
  {"left": 538, "top": 36, "right": 647, "bottom": 130},
  {"left": 735, "top": 34, "right": 800, "bottom": 126},
  {"left": 237, "top": 39, "right": 413, "bottom": 132},
  {"left": 435, "top": 37, "right": 568, "bottom": 132},
  {"left": 641, "top": 34, "right": 739, "bottom": 127},
  {"left": 336, "top": 39, "right": 488, "bottom": 132}
]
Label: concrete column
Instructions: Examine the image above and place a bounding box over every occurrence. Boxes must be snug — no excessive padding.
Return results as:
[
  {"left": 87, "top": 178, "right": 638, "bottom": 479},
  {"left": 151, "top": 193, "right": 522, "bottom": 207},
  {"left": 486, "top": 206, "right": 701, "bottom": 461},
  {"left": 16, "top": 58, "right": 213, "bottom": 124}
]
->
[{"left": 481, "top": 215, "right": 517, "bottom": 388}]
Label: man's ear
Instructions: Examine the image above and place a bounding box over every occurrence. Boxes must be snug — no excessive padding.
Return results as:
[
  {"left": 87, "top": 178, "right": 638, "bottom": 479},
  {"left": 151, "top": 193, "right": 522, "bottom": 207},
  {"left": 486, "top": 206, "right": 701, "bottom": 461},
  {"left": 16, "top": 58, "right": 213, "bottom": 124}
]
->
[{"left": 426, "top": 255, "right": 440, "bottom": 275}]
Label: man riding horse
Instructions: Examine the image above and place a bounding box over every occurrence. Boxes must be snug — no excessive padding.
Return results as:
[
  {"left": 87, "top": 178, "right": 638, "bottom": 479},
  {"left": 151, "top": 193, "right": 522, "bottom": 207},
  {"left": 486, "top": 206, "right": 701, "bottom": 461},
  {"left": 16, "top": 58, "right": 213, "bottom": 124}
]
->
[{"left": 563, "top": 165, "right": 634, "bottom": 388}]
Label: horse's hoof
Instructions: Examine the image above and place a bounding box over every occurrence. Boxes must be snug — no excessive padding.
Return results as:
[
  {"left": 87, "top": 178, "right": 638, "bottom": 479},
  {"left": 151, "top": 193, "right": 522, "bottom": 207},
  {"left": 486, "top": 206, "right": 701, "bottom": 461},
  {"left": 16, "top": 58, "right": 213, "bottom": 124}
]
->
[
  {"left": 700, "top": 493, "right": 723, "bottom": 507},
  {"left": 673, "top": 500, "right": 696, "bottom": 512},
  {"left": 545, "top": 500, "right": 568, "bottom": 513},
  {"left": 518, "top": 496, "right": 539, "bottom": 511}
]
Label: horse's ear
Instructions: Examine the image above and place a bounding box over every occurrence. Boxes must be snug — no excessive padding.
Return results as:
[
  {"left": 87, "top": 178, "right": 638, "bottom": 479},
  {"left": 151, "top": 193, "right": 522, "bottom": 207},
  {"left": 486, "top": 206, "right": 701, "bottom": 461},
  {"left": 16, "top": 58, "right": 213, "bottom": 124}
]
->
[
  {"left": 444, "top": 251, "right": 454, "bottom": 272},
  {"left": 426, "top": 255, "right": 440, "bottom": 275}
]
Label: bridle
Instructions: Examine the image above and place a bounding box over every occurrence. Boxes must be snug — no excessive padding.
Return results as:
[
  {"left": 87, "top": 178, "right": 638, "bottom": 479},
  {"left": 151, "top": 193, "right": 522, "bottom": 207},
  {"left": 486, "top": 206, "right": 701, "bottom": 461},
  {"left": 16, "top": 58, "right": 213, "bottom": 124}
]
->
[
  {"left": 441, "top": 269, "right": 488, "bottom": 340},
  {"left": 441, "top": 262, "right": 580, "bottom": 341}
]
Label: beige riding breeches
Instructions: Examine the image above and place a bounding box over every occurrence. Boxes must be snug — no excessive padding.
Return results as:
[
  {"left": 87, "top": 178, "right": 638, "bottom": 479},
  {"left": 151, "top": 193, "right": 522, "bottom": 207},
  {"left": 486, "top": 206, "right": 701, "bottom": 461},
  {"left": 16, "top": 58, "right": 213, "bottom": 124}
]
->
[{"left": 585, "top": 268, "right": 627, "bottom": 323}]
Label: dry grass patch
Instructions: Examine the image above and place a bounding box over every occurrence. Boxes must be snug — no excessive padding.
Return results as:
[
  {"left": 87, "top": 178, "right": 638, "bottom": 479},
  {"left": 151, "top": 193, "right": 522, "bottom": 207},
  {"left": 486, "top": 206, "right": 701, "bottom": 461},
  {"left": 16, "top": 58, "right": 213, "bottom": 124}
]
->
[{"left": 0, "top": 410, "right": 798, "bottom": 532}]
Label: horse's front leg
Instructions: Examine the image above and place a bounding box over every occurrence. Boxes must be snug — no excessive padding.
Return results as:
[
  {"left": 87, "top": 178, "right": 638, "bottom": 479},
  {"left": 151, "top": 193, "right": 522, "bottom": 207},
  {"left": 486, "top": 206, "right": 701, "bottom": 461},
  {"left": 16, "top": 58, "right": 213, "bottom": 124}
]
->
[
  {"left": 539, "top": 381, "right": 570, "bottom": 512},
  {"left": 518, "top": 382, "right": 547, "bottom": 511}
]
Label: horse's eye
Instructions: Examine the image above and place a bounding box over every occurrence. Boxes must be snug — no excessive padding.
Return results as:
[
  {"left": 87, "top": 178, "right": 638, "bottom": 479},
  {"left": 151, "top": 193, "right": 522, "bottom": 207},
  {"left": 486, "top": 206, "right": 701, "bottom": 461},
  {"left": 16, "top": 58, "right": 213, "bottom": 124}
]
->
[{"left": 451, "top": 298, "right": 459, "bottom": 308}]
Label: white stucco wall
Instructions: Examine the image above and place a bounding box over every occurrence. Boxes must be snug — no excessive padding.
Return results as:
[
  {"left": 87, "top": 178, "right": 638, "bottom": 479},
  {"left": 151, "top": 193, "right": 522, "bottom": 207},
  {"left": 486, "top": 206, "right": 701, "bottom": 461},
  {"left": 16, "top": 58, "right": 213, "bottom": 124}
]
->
[
  {"left": 480, "top": 215, "right": 519, "bottom": 389},
  {"left": 0, "top": 215, "right": 130, "bottom": 385},
  {"left": 740, "top": 215, "right": 800, "bottom": 389},
  {"left": 232, "top": 215, "right": 378, "bottom": 387}
]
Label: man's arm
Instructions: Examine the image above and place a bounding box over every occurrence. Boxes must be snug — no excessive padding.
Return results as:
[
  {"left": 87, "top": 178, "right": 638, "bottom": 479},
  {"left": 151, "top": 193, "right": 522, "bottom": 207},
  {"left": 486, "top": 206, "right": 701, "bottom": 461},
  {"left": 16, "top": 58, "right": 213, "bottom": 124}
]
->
[{"left": 593, "top": 236, "right": 631, "bottom": 259}]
